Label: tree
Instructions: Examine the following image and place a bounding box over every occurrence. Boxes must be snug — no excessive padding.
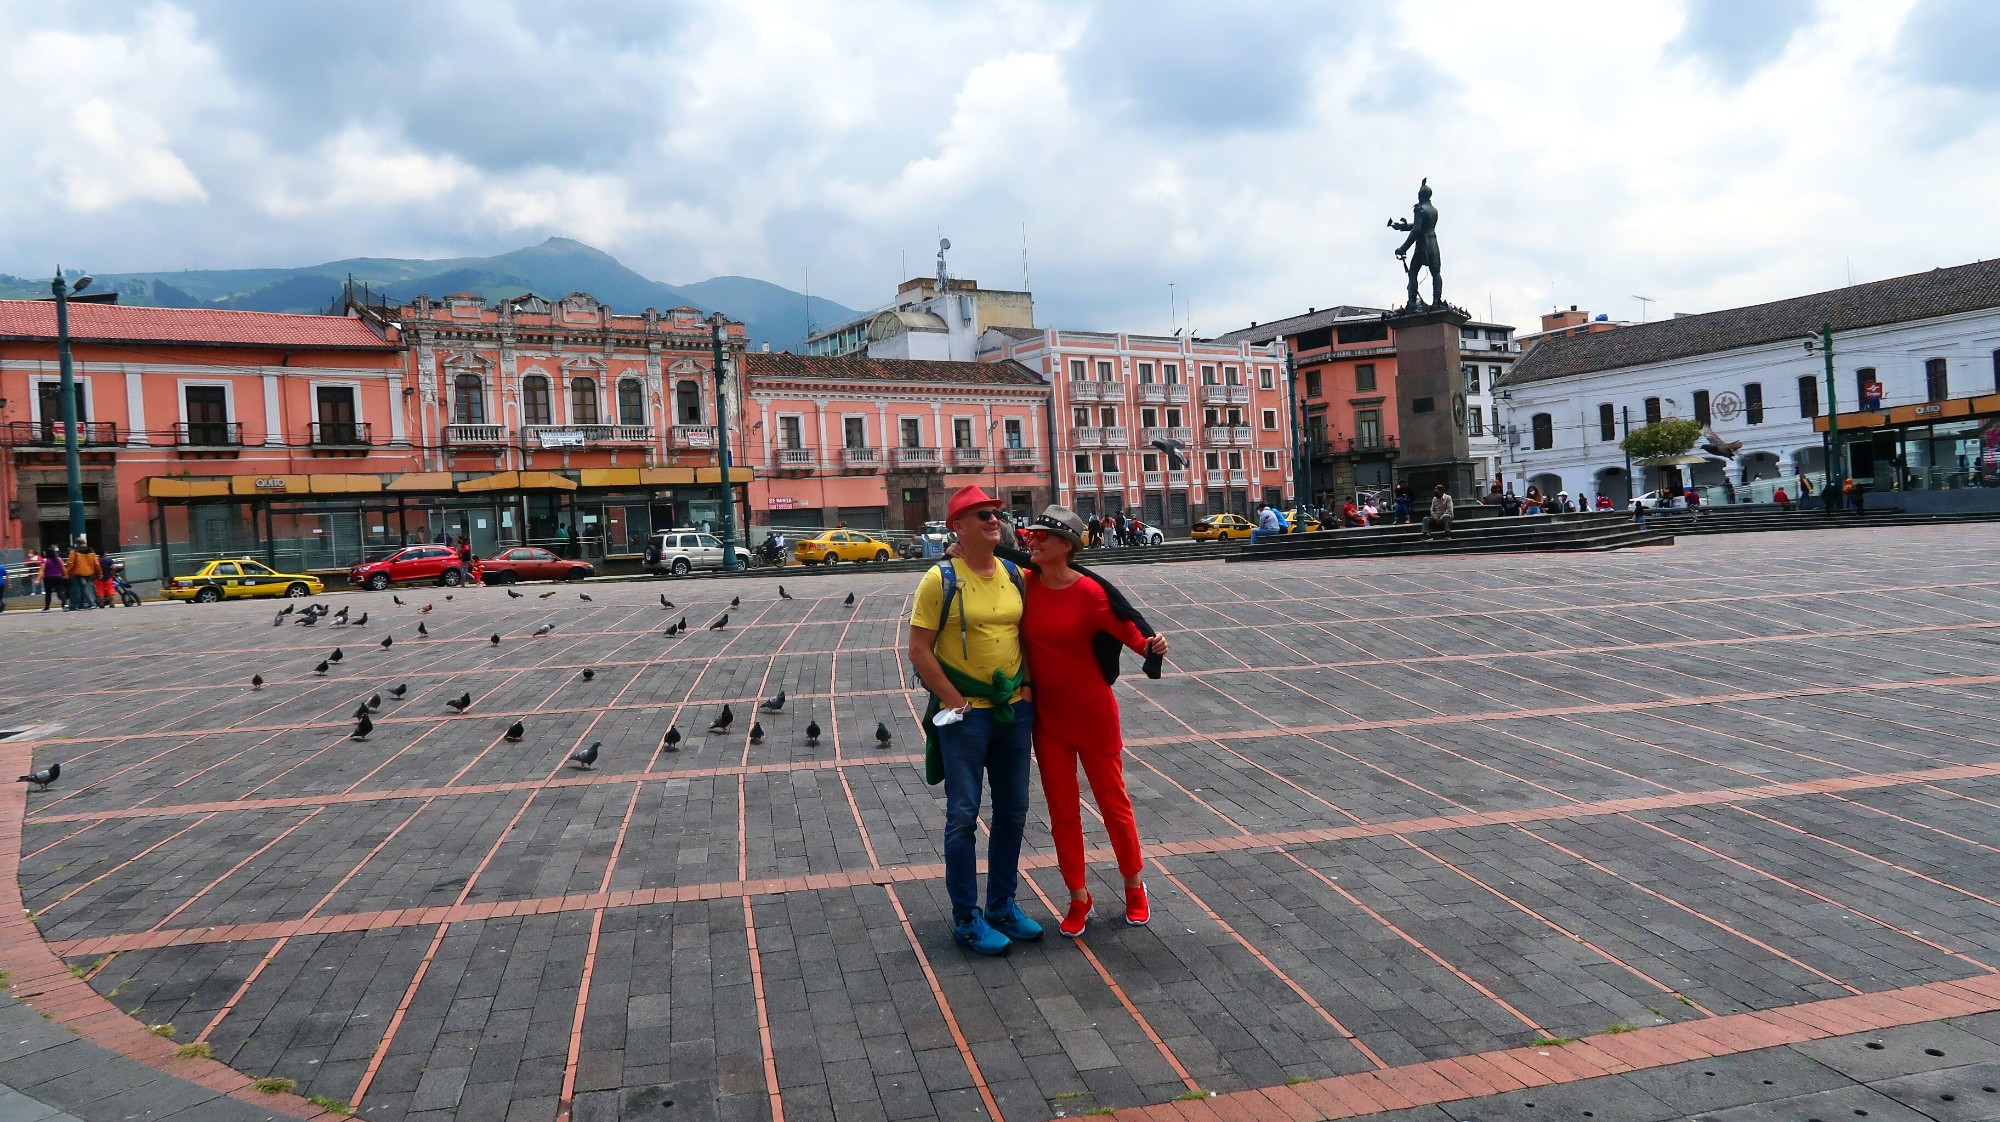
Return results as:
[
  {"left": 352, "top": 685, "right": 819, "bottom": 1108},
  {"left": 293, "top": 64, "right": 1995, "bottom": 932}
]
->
[{"left": 1620, "top": 418, "right": 1703, "bottom": 461}]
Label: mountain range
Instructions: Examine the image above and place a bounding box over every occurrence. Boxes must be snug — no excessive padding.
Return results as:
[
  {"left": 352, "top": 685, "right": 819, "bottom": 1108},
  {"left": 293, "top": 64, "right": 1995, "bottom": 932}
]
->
[{"left": 0, "top": 238, "right": 862, "bottom": 351}]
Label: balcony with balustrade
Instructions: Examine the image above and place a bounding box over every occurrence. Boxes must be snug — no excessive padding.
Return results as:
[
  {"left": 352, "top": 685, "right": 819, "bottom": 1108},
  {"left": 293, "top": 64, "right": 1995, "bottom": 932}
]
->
[
  {"left": 309, "top": 421, "right": 374, "bottom": 449},
  {"left": 1136, "top": 383, "right": 1190, "bottom": 404},
  {"left": 840, "top": 445, "right": 881, "bottom": 471},
  {"left": 175, "top": 422, "right": 246, "bottom": 449},
  {"left": 668, "top": 425, "right": 716, "bottom": 451},
  {"left": 1139, "top": 426, "right": 1191, "bottom": 446},
  {"left": 891, "top": 446, "right": 940, "bottom": 469},
  {"left": 1220, "top": 468, "right": 1249, "bottom": 487},
  {"left": 1200, "top": 384, "right": 1250, "bottom": 405},
  {"left": 1201, "top": 426, "right": 1252, "bottom": 447},
  {"left": 1069, "top": 426, "right": 1128, "bottom": 449},
  {"left": 774, "top": 446, "right": 819, "bottom": 472},
  {"left": 1000, "top": 446, "right": 1041, "bottom": 469},
  {"left": 1066, "top": 380, "right": 1125, "bottom": 404},
  {"left": 1, "top": 421, "right": 120, "bottom": 450},
  {"left": 522, "top": 424, "right": 655, "bottom": 449},
  {"left": 447, "top": 423, "right": 512, "bottom": 445},
  {"left": 948, "top": 446, "right": 988, "bottom": 470}
]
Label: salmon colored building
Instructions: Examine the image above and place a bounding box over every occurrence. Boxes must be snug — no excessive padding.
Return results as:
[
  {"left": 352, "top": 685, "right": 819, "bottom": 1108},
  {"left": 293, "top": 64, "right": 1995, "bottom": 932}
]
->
[{"left": 739, "top": 353, "right": 1051, "bottom": 531}]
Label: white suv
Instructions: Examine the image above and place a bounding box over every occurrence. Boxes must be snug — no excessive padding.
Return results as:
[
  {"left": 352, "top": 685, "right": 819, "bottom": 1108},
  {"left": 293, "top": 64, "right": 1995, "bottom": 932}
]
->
[{"left": 647, "top": 529, "right": 751, "bottom": 576}]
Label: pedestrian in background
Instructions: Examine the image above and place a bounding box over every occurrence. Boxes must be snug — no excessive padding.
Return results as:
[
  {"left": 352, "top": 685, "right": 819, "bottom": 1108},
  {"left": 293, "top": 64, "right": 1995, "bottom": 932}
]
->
[
  {"left": 40, "top": 547, "right": 65, "bottom": 611},
  {"left": 65, "top": 540, "right": 100, "bottom": 610},
  {"left": 1392, "top": 483, "right": 1413, "bottom": 524},
  {"left": 1423, "top": 484, "right": 1454, "bottom": 539}
]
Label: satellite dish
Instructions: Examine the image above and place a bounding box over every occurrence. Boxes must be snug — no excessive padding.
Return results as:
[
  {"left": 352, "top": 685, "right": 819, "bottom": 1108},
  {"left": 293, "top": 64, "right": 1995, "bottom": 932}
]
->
[{"left": 939, "top": 238, "right": 950, "bottom": 252}]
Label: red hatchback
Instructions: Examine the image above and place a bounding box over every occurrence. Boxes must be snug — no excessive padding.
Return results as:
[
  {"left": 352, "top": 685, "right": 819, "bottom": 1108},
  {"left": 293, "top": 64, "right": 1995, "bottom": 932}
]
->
[
  {"left": 349, "top": 545, "right": 475, "bottom": 591},
  {"left": 480, "top": 547, "right": 594, "bottom": 585}
]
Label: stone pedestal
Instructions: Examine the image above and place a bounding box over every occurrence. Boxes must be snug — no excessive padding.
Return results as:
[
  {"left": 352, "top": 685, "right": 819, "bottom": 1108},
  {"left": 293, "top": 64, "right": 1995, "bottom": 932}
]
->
[{"left": 1387, "top": 305, "right": 1476, "bottom": 498}]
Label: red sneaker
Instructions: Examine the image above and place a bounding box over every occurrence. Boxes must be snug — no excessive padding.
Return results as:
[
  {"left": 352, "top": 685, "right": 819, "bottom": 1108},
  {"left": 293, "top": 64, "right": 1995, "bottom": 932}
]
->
[
  {"left": 1124, "top": 882, "right": 1150, "bottom": 927},
  {"left": 1058, "top": 895, "right": 1093, "bottom": 938}
]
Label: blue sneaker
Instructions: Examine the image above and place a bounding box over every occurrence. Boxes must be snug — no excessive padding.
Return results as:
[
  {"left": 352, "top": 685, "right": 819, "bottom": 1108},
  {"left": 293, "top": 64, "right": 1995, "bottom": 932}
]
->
[
  {"left": 984, "top": 899, "right": 1043, "bottom": 942},
  {"left": 952, "top": 908, "right": 1012, "bottom": 956}
]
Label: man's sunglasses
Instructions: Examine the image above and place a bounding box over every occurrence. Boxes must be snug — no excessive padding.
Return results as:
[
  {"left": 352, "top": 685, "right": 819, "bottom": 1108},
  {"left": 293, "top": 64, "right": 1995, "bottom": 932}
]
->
[{"left": 968, "top": 509, "right": 1003, "bottom": 522}]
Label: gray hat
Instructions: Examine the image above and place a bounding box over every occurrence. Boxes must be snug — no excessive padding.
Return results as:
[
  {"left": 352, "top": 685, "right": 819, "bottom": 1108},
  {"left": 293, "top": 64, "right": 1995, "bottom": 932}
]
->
[{"left": 1024, "top": 504, "right": 1087, "bottom": 547}]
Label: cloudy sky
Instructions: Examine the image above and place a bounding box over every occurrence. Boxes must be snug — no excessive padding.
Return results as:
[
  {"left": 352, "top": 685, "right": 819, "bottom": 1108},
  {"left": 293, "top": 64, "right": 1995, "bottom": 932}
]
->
[{"left": 1, "top": 0, "right": 1994, "bottom": 335}]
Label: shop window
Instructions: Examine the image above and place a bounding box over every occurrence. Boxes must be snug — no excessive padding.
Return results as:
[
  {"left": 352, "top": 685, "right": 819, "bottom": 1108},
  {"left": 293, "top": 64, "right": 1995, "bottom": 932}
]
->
[
  {"left": 1798, "top": 375, "right": 1819, "bottom": 418},
  {"left": 1305, "top": 369, "right": 1321, "bottom": 397},
  {"left": 569, "top": 377, "right": 599, "bottom": 424},
  {"left": 452, "top": 372, "right": 486, "bottom": 425},
  {"left": 1531, "top": 412, "right": 1554, "bottom": 449},
  {"left": 1744, "top": 382, "right": 1763, "bottom": 424},
  {"left": 1926, "top": 358, "right": 1948, "bottom": 402},
  {"left": 617, "top": 378, "right": 644, "bottom": 426},
  {"left": 675, "top": 380, "right": 702, "bottom": 425},
  {"left": 1693, "top": 390, "right": 1711, "bottom": 426},
  {"left": 522, "top": 376, "right": 553, "bottom": 426},
  {"left": 1644, "top": 397, "right": 1661, "bottom": 425},
  {"left": 1355, "top": 363, "right": 1377, "bottom": 392},
  {"left": 1598, "top": 402, "right": 1616, "bottom": 441}
]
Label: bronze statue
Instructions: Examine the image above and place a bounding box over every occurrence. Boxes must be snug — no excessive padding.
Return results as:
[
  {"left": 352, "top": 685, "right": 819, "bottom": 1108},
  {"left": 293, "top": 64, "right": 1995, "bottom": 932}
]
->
[{"left": 1388, "top": 179, "right": 1441, "bottom": 309}]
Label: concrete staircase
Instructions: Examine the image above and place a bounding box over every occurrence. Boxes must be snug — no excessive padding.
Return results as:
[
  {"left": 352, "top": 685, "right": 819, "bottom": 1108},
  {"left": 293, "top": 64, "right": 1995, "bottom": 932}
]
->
[
  {"left": 1228, "top": 511, "right": 1672, "bottom": 564},
  {"left": 1642, "top": 502, "right": 2000, "bottom": 536}
]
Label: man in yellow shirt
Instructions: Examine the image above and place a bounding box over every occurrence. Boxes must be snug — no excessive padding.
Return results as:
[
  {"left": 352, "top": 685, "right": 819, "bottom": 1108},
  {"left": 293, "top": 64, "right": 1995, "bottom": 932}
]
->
[{"left": 909, "top": 485, "right": 1042, "bottom": 955}]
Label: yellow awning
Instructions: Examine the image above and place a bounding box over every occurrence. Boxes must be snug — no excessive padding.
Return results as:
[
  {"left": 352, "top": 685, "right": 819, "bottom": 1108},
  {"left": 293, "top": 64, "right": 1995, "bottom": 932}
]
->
[
  {"left": 146, "top": 477, "right": 231, "bottom": 499},
  {"left": 517, "top": 470, "right": 578, "bottom": 491},
  {"left": 386, "top": 472, "right": 455, "bottom": 493},
  {"left": 310, "top": 474, "right": 384, "bottom": 495},
  {"left": 456, "top": 471, "right": 519, "bottom": 493},
  {"left": 230, "top": 475, "right": 312, "bottom": 496},
  {"left": 694, "top": 466, "right": 756, "bottom": 483}
]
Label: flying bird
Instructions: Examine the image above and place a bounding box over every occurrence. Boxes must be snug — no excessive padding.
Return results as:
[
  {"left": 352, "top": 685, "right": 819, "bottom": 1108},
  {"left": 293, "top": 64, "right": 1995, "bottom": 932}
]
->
[
  {"left": 251, "top": 674, "right": 264, "bottom": 691},
  {"left": 507, "top": 589, "right": 523, "bottom": 598},
  {"left": 708, "top": 704, "right": 734, "bottom": 734},
  {"left": 417, "top": 622, "right": 429, "bottom": 637},
  {"left": 660, "top": 595, "right": 673, "bottom": 609},
  {"left": 329, "top": 648, "right": 344, "bottom": 663},
  {"left": 533, "top": 624, "right": 554, "bottom": 637},
  {"left": 708, "top": 614, "right": 728, "bottom": 631},
  {"left": 351, "top": 713, "right": 373, "bottom": 741},
  {"left": 569, "top": 741, "right": 600, "bottom": 769},
  {"left": 875, "top": 721, "right": 893, "bottom": 747},
  {"left": 539, "top": 591, "right": 556, "bottom": 599},
  {"left": 843, "top": 592, "right": 855, "bottom": 607},
  {"left": 579, "top": 593, "right": 593, "bottom": 602},
  {"left": 805, "top": 718, "right": 821, "bottom": 748},
  {"left": 749, "top": 721, "right": 764, "bottom": 745},
  {"left": 730, "top": 595, "right": 740, "bottom": 608},
  {"left": 393, "top": 594, "right": 405, "bottom": 605},
  {"left": 489, "top": 634, "right": 501, "bottom": 646},
  {"left": 504, "top": 720, "right": 525, "bottom": 742},
  {"left": 389, "top": 683, "right": 407, "bottom": 698},
  {"left": 380, "top": 635, "right": 394, "bottom": 649},
  {"left": 16, "top": 763, "right": 61, "bottom": 792},
  {"left": 758, "top": 691, "right": 785, "bottom": 713},
  {"left": 778, "top": 586, "right": 792, "bottom": 600},
  {"left": 314, "top": 660, "right": 330, "bottom": 675},
  {"left": 446, "top": 692, "right": 472, "bottom": 713},
  {"left": 662, "top": 726, "right": 682, "bottom": 752},
  {"left": 368, "top": 693, "right": 382, "bottom": 711},
  {"left": 580, "top": 668, "right": 596, "bottom": 682}
]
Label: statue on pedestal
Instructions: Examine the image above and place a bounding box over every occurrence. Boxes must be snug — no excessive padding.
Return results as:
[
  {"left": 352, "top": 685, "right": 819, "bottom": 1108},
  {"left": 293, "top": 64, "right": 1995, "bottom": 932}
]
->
[{"left": 1388, "top": 179, "right": 1442, "bottom": 310}]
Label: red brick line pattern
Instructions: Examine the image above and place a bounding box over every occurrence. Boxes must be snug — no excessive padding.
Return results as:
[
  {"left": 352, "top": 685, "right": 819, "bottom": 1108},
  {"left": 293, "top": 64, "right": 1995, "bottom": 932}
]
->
[
  {"left": 51, "top": 758, "right": 2000, "bottom": 958},
  {"left": 1105, "top": 972, "right": 2000, "bottom": 1122}
]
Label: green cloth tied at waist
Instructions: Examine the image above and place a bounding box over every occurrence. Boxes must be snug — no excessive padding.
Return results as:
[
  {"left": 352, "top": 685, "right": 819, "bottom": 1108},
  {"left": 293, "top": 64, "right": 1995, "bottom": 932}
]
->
[{"left": 921, "top": 660, "right": 1028, "bottom": 785}]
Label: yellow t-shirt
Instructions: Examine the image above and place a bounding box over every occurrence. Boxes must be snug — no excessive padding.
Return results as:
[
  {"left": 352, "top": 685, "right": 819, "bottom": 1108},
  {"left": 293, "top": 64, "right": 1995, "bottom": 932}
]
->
[{"left": 910, "top": 559, "right": 1024, "bottom": 707}]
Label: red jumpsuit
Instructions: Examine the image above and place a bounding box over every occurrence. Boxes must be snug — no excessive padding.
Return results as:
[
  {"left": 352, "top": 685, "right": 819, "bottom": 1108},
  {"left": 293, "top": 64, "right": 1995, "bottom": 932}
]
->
[{"left": 1022, "top": 572, "right": 1149, "bottom": 892}]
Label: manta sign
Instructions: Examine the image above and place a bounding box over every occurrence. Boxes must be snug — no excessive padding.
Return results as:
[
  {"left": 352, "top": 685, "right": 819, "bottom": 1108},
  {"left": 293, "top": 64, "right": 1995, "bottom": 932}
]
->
[{"left": 535, "top": 430, "right": 588, "bottom": 449}]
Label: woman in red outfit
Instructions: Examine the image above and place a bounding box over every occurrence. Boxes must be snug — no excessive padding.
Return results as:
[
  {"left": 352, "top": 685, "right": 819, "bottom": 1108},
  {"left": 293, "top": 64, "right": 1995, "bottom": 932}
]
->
[{"left": 1018, "top": 506, "right": 1169, "bottom": 937}]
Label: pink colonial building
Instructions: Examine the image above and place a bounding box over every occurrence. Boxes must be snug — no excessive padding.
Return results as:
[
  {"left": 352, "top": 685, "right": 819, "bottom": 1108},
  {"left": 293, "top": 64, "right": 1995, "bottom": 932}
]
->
[
  {"left": 739, "top": 353, "right": 1051, "bottom": 531},
  {"left": 978, "top": 328, "right": 1293, "bottom": 532}
]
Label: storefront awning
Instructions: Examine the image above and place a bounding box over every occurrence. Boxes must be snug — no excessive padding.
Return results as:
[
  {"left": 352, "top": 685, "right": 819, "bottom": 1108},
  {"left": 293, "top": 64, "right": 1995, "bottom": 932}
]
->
[
  {"left": 146, "top": 477, "right": 232, "bottom": 499},
  {"left": 576, "top": 466, "right": 754, "bottom": 489},
  {"left": 457, "top": 470, "right": 579, "bottom": 493},
  {"left": 386, "top": 472, "right": 456, "bottom": 493}
]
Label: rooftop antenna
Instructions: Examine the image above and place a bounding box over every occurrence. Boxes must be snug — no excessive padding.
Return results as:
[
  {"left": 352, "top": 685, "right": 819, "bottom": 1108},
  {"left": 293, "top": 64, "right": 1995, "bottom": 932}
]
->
[
  {"left": 1631, "top": 294, "right": 1655, "bottom": 323},
  {"left": 1021, "top": 222, "right": 1030, "bottom": 292},
  {"left": 1169, "top": 282, "right": 1177, "bottom": 333},
  {"left": 936, "top": 237, "right": 950, "bottom": 295},
  {"left": 803, "top": 266, "right": 815, "bottom": 338}
]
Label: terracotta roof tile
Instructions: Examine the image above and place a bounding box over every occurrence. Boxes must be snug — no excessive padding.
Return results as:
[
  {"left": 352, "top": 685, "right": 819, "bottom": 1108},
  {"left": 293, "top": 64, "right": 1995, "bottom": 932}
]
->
[
  {"left": 745, "top": 352, "right": 1045, "bottom": 387},
  {"left": 0, "top": 301, "right": 396, "bottom": 349}
]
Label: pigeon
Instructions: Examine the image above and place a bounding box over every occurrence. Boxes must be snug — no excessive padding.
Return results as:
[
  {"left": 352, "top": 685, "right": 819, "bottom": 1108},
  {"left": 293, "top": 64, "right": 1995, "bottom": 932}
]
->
[
  {"left": 662, "top": 726, "right": 681, "bottom": 752},
  {"left": 368, "top": 693, "right": 382, "bottom": 711},
  {"left": 843, "top": 592, "right": 855, "bottom": 607},
  {"left": 579, "top": 593, "right": 593, "bottom": 602},
  {"left": 329, "top": 648, "right": 344, "bottom": 663},
  {"left": 581, "top": 668, "right": 596, "bottom": 682},
  {"left": 730, "top": 595, "right": 740, "bottom": 608},
  {"left": 351, "top": 713, "right": 373, "bottom": 740},
  {"left": 708, "top": 614, "right": 728, "bottom": 632},
  {"left": 504, "top": 720, "right": 525, "bottom": 743},
  {"left": 660, "top": 595, "right": 673, "bottom": 609},
  {"left": 314, "top": 660, "right": 330, "bottom": 675},
  {"left": 446, "top": 594, "right": 454, "bottom": 601},
  {"left": 273, "top": 611, "right": 287, "bottom": 627},
  {"left": 749, "top": 720, "right": 764, "bottom": 745},
  {"left": 677, "top": 617, "right": 687, "bottom": 633},
  {"left": 17, "top": 763, "right": 60, "bottom": 792},
  {"left": 420, "top": 603, "right": 433, "bottom": 613},
  {"left": 446, "top": 692, "right": 471, "bottom": 713},
  {"left": 708, "top": 704, "right": 734, "bottom": 734},
  {"left": 489, "top": 633, "right": 501, "bottom": 646},
  {"left": 417, "top": 622, "right": 429, "bottom": 637},
  {"left": 507, "top": 589, "right": 523, "bottom": 599},
  {"left": 278, "top": 604, "right": 295, "bottom": 617},
  {"left": 352, "top": 613, "right": 367, "bottom": 627},
  {"left": 299, "top": 613, "right": 318, "bottom": 627},
  {"left": 570, "top": 741, "right": 600, "bottom": 769},
  {"left": 539, "top": 591, "right": 556, "bottom": 600},
  {"left": 758, "top": 690, "right": 785, "bottom": 713},
  {"left": 393, "top": 594, "right": 405, "bottom": 605},
  {"left": 389, "top": 683, "right": 407, "bottom": 698},
  {"left": 533, "top": 624, "right": 554, "bottom": 637},
  {"left": 354, "top": 703, "right": 371, "bottom": 720},
  {"left": 875, "top": 721, "right": 893, "bottom": 747},
  {"left": 380, "top": 635, "right": 394, "bottom": 649},
  {"left": 251, "top": 674, "right": 264, "bottom": 691},
  {"left": 779, "top": 586, "right": 793, "bottom": 600},
  {"left": 333, "top": 606, "right": 350, "bottom": 622},
  {"left": 805, "top": 718, "right": 821, "bottom": 747}
]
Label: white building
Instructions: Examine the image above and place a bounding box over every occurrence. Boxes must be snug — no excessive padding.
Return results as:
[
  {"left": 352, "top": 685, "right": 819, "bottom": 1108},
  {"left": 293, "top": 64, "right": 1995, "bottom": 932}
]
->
[{"left": 1499, "top": 259, "right": 2000, "bottom": 511}]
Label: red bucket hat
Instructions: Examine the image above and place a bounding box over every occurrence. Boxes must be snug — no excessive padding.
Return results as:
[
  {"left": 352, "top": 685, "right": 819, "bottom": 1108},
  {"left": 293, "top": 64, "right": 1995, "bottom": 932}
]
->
[{"left": 945, "top": 484, "right": 1002, "bottom": 526}]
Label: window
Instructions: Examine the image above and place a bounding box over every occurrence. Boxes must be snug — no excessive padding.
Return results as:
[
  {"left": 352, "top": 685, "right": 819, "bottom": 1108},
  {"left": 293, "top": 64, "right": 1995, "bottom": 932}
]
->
[
  {"left": 1798, "top": 376, "right": 1819, "bottom": 419},
  {"left": 1644, "top": 397, "right": 1662, "bottom": 425},
  {"left": 1140, "top": 407, "right": 1158, "bottom": 428},
  {"left": 1142, "top": 453, "right": 1159, "bottom": 471},
  {"left": 900, "top": 417, "right": 922, "bottom": 447},
  {"left": 1262, "top": 450, "right": 1279, "bottom": 469},
  {"left": 1138, "top": 361, "right": 1154, "bottom": 383},
  {"left": 1856, "top": 367, "right": 1876, "bottom": 405},
  {"left": 453, "top": 373, "right": 485, "bottom": 425},
  {"left": 522, "top": 375, "right": 553, "bottom": 426},
  {"left": 1166, "top": 408, "right": 1182, "bottom": 426},
  {"left": 1598, "top": 402, "right": 1616, "bottom": 441},
  {"left": 1163, "top": 363, "right": 1180, "bottom": 384},
  {"left": 1356, "top": 409, "right": 1382, "bottom": 447},
  {"left": 1355, "top": 363, "right": 1377, "bottom": 392},
  {"left": 1225, "top": 408, "right": 1243, "bottom": 426},
  {"left": 844, "top": 417, "right": 866, "bottom": 448},
  {"left": 953, "top": 417, "right": 974, "bottom": 448},
  {"left": 1261, "top": 408, "right": 1278, "bottom": 431},
  {"left": 1258, "top": 368, "right": 1274, "bottom": 390},
  {"left": 569, "top": 377, "right": 599, "bottom": 424},
  {"left": 315, "top": 385, "right": 358, "bottom": 443},
  {"left": 1074, "top": 454, "right": 1091, "bottom": 473},
  {"left": 1468, "top": 406, "right": 1484, "bottom": 436},
  {"left": 617, "top": 378, "right": 644, "bottom": 425},
  {"left": 1531, "top": 413, "right": 1554, "bottom": 449},
  {"left": 1099, "top": 406, "right": 1117, "bottom": 427},
  {"left": 1693, "top": 390, "right": 1711, "bottom": 426},
  {"left": 1205, "top": 452, "right": 1220, "bottom": 470},
  {"left": 1201, "top": 365, "right": 1217, "bottom": 385},
  {"left": 1096, "top": 360, "right": 1114, "bottom": 381},
  {"left": 1926, "top": 358, "right": 1948, "bottom": 402},
  {"left": 1460, "top": 327, "right": 1480, "bottom": 341},
  {"left": 1993, "top": 350, "right": 2000, "bottom": 393},
  {"left": 675, "top": 380, "right": 701, "bottom": 425},
  {"left": 1003, "top": 419, "right": 1023, "bottom": 448},
  {"left": 1305, "top": 369, "right": 1322, "bottom": 397},
  {"left": 1225, "top": 366, "right": 1241, "bottom": 385},
  {"left": 1101, "top": 454, "right": 1119, "bottom": 474},
  {"left": 1744, "top": 382, "right": 1764, "bottom": 424},
  {"left": 1227, "top": 451, "right": 1243, "bottom": 469},
  {"left": 1463, "top": 364, "right": 1480, "bottom": 392},
  {"left": 1489, "top": 366, "right": 1502, "bottom": 388},
  {"left": 1203, "top": 407, "right": 1219, "bottom": 426},
  {"left": 35, "top": 380, "right": 85, "bottom": 440},
  {"left": 1074, "top": 406, "right": 1091, "bottom": 427},
  {"left": 185, "top": 386, "right": 229, "bottom": 444},
  {"left": 778, "top": 415, "right": 804, "bottom": 450},
  {"left": 1069, "top": 359, "right": 1087, "bottom": 380}
]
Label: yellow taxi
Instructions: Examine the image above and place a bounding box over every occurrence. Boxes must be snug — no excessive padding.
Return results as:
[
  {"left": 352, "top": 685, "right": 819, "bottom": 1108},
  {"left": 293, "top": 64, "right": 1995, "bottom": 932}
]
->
[
  {"left": 1189, "top": 513, "right": 1254, "bottom": 542},
  {"left": 793, "top": 530, "right": 896, "bottom": 565},
  {"left": 1282, "top": 509, "right": 1324, "bottom": 533},
  {"left": 163, "top": 558, "right": 325, "bottom": 603}
]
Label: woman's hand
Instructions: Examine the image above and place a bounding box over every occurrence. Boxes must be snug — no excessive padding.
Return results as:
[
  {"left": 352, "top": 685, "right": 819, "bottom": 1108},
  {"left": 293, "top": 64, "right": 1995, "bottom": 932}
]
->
[{"left": 1144, "top": 634, "right": 1170, "bottom": 656}]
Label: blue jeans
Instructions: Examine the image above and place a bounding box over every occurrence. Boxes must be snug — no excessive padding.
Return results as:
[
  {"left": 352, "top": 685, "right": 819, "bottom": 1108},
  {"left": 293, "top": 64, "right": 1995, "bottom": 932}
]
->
[
  {"left": 1249, "top": 528, "right": 1280, "bottom": 543},
  {"left": 938, "top": 701, "right": 1033, "bottom": 924},
  {"left": 68, "top": 576, "right": 97, "bottom": 610}
]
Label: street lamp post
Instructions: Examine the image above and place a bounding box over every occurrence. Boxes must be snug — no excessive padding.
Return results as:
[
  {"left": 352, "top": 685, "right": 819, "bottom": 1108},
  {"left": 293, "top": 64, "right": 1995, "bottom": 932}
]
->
[
  {"left": 51, "top": 268, "right": 92, "bottom": 542},
  {"left": 708, "top": 313, "right": 740, "bottom": 571}
]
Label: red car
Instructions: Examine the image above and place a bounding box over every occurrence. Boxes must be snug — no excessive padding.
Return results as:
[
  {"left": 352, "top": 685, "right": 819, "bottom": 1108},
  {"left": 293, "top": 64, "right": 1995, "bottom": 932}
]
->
[
  {"left": 349, "top": 545, "right": 477, "bottom": 591},
  {"left": 479, "top": 546, "right": 594, "bottom": 585}
]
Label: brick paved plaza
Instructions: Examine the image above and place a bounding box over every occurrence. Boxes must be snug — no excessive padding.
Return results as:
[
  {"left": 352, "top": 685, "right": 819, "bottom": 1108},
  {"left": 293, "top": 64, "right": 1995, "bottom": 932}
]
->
[{"left": 4, "top": 525, "right": 2000, "bottom": 1122}]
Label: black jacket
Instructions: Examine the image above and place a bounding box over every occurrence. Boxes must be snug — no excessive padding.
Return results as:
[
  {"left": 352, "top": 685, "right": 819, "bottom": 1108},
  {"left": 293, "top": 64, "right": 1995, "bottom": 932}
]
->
[{"left": 997, "top": 546, "right": 1161, "bottom": 683}]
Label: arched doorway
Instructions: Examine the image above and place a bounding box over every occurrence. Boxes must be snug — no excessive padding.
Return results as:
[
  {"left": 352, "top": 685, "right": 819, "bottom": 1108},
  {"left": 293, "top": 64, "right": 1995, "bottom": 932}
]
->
[
  {"left": 1739, "top": 451, "right": 1781, "bottom": 482},
  {"left": 1793, "top": 446, "right": 1825, "bottom": 481},
  {"left": 1594, "top": 466, "right": 1631, "bottom": 505},
  {"left": 1529, "top": 473, "right": 1563, "bottom": 500}
]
